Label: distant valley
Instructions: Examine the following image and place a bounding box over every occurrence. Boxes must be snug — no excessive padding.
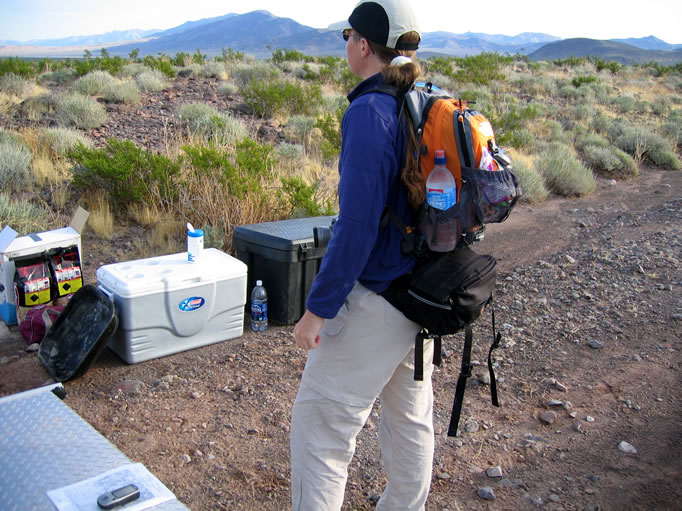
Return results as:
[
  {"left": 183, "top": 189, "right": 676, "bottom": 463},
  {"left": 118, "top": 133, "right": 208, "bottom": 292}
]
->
[{"left": 1, "top": 10, "right": 681, "bottom": 64}]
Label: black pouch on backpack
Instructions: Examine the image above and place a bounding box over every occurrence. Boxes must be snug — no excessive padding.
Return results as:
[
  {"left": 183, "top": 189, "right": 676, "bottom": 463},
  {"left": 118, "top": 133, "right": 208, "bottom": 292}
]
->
[{"left": 381, "top": 246, "right": 497, "bottom": 336}]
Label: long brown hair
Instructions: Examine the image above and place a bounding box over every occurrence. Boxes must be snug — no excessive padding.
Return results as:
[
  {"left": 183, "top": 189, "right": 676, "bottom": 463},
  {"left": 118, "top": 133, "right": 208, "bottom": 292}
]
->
[{"left": 366, "top": 31, "right": 425, "bottom": 209}]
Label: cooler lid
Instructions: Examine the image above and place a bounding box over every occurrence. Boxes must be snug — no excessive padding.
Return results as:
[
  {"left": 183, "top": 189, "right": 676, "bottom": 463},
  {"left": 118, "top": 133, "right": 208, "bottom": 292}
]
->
[
  {"left": 96, "top": 248, "right": 247, "bottom": 298},
  {"left": 232, "top": 216, "right": 336, "bottom": 251}
]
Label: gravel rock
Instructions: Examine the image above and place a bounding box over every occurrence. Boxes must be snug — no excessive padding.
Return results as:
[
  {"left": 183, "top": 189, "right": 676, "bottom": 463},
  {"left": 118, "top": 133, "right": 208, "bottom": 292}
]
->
[{"left": 477, "top": 487, "right": 496, "bottom": 500}]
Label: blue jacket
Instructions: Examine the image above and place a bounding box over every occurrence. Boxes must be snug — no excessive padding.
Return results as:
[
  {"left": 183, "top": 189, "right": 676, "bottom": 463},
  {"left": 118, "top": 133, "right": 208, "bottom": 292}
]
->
[{"left": 305, "top": 73, "right": 416, "bottom": 319}]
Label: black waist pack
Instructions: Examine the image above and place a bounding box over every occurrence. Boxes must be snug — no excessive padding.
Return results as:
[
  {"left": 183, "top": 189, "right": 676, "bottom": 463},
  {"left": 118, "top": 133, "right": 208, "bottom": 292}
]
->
[
  {"left": 382, "top": 246, "right": 497, "bottom": 335},
  {"left": 381, "top": 246, "right": 501, "bottom": 436}
]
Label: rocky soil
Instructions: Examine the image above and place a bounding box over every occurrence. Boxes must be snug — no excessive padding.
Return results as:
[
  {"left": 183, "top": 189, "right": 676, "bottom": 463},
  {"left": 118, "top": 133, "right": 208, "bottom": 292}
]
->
[{"left": 1, "top": 76, "right": 681, "bottom": 510}]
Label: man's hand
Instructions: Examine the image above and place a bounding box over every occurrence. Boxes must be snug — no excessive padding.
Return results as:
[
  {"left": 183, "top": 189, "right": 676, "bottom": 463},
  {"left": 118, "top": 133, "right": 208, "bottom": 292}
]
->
[{"left": 294, "top": 310, "right": 324, "bottom": 350}]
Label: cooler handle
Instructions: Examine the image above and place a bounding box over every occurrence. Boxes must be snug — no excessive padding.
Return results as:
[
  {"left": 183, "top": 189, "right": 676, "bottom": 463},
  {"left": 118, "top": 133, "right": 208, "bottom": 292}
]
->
[{"left": 98, "top": 285, "right": 115, "bottom": 303}]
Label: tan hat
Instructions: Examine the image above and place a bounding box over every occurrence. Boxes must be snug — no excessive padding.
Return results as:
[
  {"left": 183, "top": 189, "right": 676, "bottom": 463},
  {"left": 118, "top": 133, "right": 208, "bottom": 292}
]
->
[{"left": 347, "top": 0, "right": 421, "bottom": 50}]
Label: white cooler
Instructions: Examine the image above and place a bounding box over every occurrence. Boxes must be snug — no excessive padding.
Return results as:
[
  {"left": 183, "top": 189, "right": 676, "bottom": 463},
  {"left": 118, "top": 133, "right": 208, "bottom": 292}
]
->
[{"left": 96, "top": 249, "right": 248, "bottom": 364}]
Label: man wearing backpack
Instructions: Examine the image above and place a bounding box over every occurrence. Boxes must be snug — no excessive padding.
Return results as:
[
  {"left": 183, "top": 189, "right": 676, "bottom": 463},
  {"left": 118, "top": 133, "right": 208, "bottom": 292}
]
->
[{"left": 291, "top": 1, "right": 435, "bottom": 510}]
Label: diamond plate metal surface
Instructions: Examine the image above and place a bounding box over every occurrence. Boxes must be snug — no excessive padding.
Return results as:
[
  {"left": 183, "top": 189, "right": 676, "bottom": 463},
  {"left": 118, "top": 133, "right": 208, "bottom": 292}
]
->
[{"left": 0, "top": 385, "right": 189, "bottom": 510}]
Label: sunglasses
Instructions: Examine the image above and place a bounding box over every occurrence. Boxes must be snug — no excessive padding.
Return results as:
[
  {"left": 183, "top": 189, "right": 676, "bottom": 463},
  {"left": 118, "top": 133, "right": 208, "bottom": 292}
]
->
[{"left": 342, "top": 28, "right": 353, "bottom": 42}]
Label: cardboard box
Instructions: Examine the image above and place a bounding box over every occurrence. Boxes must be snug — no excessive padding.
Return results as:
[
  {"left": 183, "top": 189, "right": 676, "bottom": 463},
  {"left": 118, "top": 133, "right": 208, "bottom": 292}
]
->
[
  {"left": 0, "top": 207, "right": 89, "bottom": 325},
  {"left": 232, "top": 216, "right": 334, "bottom": 325},
  {"left": 96, "top": 249, "right": 247, "bottom": 364}
]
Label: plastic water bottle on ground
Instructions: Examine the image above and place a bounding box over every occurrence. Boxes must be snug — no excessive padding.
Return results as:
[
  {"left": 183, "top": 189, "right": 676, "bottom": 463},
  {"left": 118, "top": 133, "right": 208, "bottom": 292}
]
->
[
  {"left": 250, "top": 280, "right": 268, "bottom": 332},
  {"left": 425, "top": 150, "right": 457, "bottom": 251}
]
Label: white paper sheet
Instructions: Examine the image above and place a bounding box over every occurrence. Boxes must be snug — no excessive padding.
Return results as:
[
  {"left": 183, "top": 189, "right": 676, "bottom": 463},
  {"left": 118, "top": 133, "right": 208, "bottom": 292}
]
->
[{"left": 47, "top": 463, "right": 176, "bottom": 511}]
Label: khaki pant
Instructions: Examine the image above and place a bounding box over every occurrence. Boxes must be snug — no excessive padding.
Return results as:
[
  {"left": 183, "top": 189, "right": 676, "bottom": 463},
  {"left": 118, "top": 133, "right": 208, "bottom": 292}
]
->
[{"left": 291, "top": 283, "right": 434, "bottom": 510}]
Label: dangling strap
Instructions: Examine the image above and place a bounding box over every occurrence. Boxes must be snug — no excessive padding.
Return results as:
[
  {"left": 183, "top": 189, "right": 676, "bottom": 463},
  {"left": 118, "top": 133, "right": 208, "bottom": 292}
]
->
[
  {"left": 413, "top": 331, "right": 442, "bottom": 382},
  {"left": 487, "top": 298, "right": 501, "bottom": 407},
  {"left": 414, "top": 330, "right": 425, "bottom": 381},
  {"left": 432, "top": 335, "right": 442, "bottom": 367},
  {"left": 447, "top": 325, "right": 474, "bottom": 437}
]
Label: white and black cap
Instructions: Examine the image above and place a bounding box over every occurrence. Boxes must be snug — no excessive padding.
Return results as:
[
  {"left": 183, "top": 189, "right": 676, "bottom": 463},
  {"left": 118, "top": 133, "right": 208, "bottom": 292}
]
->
[{"left": 347, "top": 0, "right": 420, "bottom": 50}]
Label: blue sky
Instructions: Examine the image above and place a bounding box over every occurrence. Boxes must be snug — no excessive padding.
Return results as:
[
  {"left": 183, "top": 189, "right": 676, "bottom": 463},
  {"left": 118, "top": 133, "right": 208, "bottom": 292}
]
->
[{"left": 1, "top": 0, "right": 681, "bottom": 44}]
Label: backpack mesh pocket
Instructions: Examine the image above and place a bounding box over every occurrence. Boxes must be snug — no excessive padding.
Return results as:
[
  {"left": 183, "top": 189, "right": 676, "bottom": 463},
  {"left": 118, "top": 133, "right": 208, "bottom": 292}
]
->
[
  {"left": 418, "top": 184, "right": 482, "bottom": 251},
  {"left": 463, "top": 167, "right": 521, "bottom": 224}
]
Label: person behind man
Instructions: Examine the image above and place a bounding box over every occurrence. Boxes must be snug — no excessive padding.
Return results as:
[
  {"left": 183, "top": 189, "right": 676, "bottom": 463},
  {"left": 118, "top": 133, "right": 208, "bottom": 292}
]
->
[{"left": 291, "top": 1, "right": 434, "bottom": 509}]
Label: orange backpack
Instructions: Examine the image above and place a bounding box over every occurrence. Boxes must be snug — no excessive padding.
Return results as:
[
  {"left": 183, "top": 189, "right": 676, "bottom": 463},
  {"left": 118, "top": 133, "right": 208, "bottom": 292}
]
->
[{"left": 403, "top": 83, "right": 520, "bottom": 249}]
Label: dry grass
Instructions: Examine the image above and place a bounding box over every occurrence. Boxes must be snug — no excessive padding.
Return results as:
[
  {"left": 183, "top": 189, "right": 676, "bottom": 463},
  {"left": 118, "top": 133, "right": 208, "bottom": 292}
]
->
[
  {"left": 128, "top": 203, "right": 163, "bottom": 226},
  {"left": 85, "top": 191, "right": 114, "bottom": 240}
]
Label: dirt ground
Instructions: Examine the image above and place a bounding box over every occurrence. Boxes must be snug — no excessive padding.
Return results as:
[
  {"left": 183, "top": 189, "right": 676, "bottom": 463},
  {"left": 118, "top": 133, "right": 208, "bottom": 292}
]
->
[{"left": 1, "top": 77, "right": 681, "bottom": 510}]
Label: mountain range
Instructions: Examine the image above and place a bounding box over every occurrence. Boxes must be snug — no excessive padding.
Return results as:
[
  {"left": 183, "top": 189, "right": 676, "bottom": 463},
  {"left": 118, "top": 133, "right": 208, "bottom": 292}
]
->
[{"left": 1, "top": 10, "right": 681, "bottom": 64}]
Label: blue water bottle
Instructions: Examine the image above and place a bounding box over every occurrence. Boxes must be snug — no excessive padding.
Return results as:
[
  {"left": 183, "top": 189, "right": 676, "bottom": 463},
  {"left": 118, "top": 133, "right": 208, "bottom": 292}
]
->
[{"left": 250, "top": 280, "right": 268, "bottom": 332}]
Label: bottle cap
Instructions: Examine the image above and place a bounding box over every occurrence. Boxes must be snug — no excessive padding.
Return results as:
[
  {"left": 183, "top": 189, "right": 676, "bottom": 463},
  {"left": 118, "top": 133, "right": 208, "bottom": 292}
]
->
[
  {"left": 256, "top": 280, "right": 262, "bottom": 286},
  {"left": 188, "top": 229, "right": 204, "bottom": 238},
  {"left": 435, "top": 149, "right": 446, "bottom": 165}
]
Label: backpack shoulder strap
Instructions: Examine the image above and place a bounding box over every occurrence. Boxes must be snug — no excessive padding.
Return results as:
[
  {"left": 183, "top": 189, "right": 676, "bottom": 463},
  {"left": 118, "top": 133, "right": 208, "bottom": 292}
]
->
[{"left": 356, "top": 83, "right": 413, "bottom": 115}]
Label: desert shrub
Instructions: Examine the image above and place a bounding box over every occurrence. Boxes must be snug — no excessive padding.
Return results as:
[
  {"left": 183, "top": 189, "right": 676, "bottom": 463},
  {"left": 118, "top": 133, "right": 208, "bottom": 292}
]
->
[
  {"left": 231, "top": 62, "right": 280, "bottom": 88},
  {"left": 582, "top": 145, "right": 638, "bottom": 179},
  {"left": 576, "top": 132, "right": 609, "bottom": 152},
  {"left": 271, "top": 48, "right": 312, "bottom": 65},
  {"left": 0, "top": 137, "right": 32, "bottom": 191},
  {"left": 276, "top": 143, "right": 305, "bottom": 162},
  {"left": 510, "top": 154, "right": 548, "bottom": 203},
  {"left": 558, "top": 85, "right": 582, "bottom": 101},
  {"left": 315, "top": 106, "right": 344, "bottom": 161},
  {"left": 23, "top": 93, "right": 55, "bottom": 121},
  {"left": 572, "top": 75, "right": 598, "bottom": 88},
  {"left": 102, "top": 81, "right": 141, "bottom": 104},
  {"left": 573, "top": 103, "right": 591, "bottom": 121},
  {"left": 73, "top": 50, "right": 124, "bottom": 77},
  {"left": 612, "top": 95, "right": 636, "bottom": 113},
  {"left": 514, "top": 75, "right": 556, "bottom": 97},
  {"left": 142, "top": 55, "right": 176, "bottom": 77},
  {"left": 634, "top": 100, "right": 650, "bottom": 114},
  {"left": 56, "top": 93, "right": 107, "bottom": 128},
  {"left": 590, "top": 113, "right": 610, "bottom": 135},
  {"left": 318, "top": 93, "right": 347, "bottom": 116},
  {"left": 218, "top": 82, "right": 239, "bottom": 96},
  {"left": 175, "top": 102, "right": 216, "bottom": 123},
  {"left": 279, "top": 176, "right": 335, "bottom": 218},
  {"left": 648, "top": 149, "right": 681, "bottom": 170},
  {"left": 175, "top": 102, "right": 248, "bottom": 144},
  {"left": 650, "top": 96, "right": 672, "bottom": 116},
  {"left": 586, "top": 82, "right": 612, "bottom": 103},
  {"left": 614, "top": 126, "right": 673, "bottom": 165},
  {"left": 39, "top": 127, "right": 92, "bottom": 156},
  {"left": 121, "top": 63, "right": 148, "bottom": 77},
  {"left": 545, "top": 120, "right": 574, "bottom": 145},
  {"left": 488, "top": 101, "right": 542, "bottom": 148},
  {"left": 74, "top": 70, "right": 116, "bottom": 95},
  {"left": 242, "top": 79, "right": 322, "bottom": 118},
  {"left": 69, "top": 138, "right": 181, "bottom": 206},
  {"left": 135, "top": 70, "right": 167, "bottom": 92},
  {"left": 200, "top": 61, "right": 227, "bottom": 79},
  {"left": 0, "top": 73, "right": 35, "bottom": 98},
  {"left": 39, "top": 69, "right": 78, "bottom": 85},
  {"left": 506, "top": 129, "right": 536, "bottom": 151},
  {"left": 175, "top": 64, "right": 201, "bottom": 77},
  {"left": 0, "top": 194, "right": 53, "bottom": 234},
  {"left": 452, "top": 52, "right": 512, "bottom": 85},
  {"left": 535, "top": 142, "right": 596, "bottom": 197},
  {"left": 0, "top": 57, "right": 36, "bottom": 79},
  {"left": 181, "top": 140, "right": 274, "bottom": 201},
  {"left": 660, "top": 118, "right": 681, "bottom": 149},
  {"left": 288, "top": 115, "right": 316, "bottom": 144}
]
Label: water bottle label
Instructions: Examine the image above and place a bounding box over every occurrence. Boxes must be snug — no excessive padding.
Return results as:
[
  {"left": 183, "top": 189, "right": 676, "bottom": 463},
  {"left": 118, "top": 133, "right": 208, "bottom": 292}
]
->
[
  {"left": 251, "top": 302, "right": 267, "bottom": 322},
  {"left": 426, "top": 187, "right": 456, "bottom": 210}
]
